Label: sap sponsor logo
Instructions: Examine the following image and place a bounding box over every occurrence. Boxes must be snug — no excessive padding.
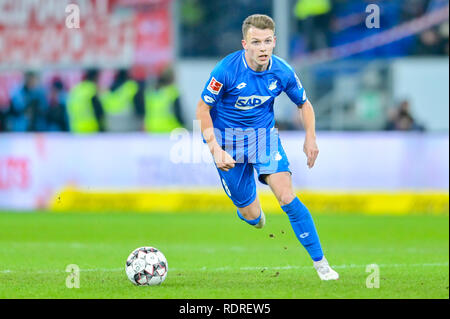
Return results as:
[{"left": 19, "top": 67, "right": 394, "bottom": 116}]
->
[
  {"left": 235, "top": 95, "right": 271, "bottom": 110},
  {"left": 236, "top": 82, "right": 247, "bottom": 89},
  {"left": 203, "top": 95, "right": 215, "bottom": 104}
]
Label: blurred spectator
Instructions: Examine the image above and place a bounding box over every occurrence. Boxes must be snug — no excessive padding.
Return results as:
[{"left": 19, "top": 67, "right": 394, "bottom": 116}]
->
[
  {"left": 144, "top": 66, "right": 185, "bottom": 133},
  {"left": 0, "top": 104, "right": 6, "bottom": 132},
  {"left": 294, "top": 0, "right": 332, "bottom": 52},
  {"left": 180, "top": 0, "right": 271, "bottom": 57},
  {"left": 385, "top": 100, "right": 425, "bottom": 131},
  {"left": 180, "top": 0, "right": 207, "bottom": 56},
  {"left": 413, "top": 26, "right": 449, "bottom": 55},
  {"left": 399, "top": 0, "right": 427, "bottom": 22},
  {"left": 6, "top": 71, "right": 48, "bottom": 132},
  {"left": 178, "top": 0, "right": 448, "bottom": 59},
  {"left": 290, "top": 0, "right": 447, "bottom": 58},
  {"left": 101, "top": 69, "right": 145, "bottom": 132},
  {"left": 66, "top": 69, "right": 105, "bottom": 133},
  {"left": 47, "top": 76, "right": 69, "bottom": 132}
]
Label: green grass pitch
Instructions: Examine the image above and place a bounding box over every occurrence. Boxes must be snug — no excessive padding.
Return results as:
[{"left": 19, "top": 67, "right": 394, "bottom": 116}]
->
[{"left": 0, "top": 211, "right": 448, "bottom": 299}]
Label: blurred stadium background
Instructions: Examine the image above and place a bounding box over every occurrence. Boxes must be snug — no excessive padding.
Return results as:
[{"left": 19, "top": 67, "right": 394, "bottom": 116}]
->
[
  {"left": 0, "top": 0, "right": 448, "bottom": 299},
  {"left": 0, "top": 0, "right": 448, "bottom": 215}
]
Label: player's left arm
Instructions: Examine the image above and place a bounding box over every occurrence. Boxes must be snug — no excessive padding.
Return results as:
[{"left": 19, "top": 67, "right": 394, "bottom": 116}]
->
[
  {"left": 284, "top": 69, "right": 319, "bottom": 169},
  {"left": 298, "top": 100, "right": 319, "bottom": 169}
]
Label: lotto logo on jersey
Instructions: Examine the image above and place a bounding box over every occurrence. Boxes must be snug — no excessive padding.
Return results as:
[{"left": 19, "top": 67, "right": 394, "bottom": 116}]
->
[
  {"left": 203, "top": 95, "right": 215, "bottom": 104},
  {"left": 235, "top": 95, "right": 271, "bottom": 110},
  {"left": 207, "top": 77, "right": 223, "bottom": 95}
]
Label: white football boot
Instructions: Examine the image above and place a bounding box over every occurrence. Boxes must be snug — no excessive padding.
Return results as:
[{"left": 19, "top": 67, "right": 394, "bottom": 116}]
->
[
  {"left": 313, "top": 256, "right": 339, "bottom": 280},
  {"left": 253, "top": 210, "right": 266, "bottom": 229}
]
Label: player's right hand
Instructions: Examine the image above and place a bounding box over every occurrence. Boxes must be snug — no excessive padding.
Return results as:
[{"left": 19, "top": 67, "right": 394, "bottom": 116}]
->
[{"left": 212, "top": 147, "right": 236, "bottom": 172}]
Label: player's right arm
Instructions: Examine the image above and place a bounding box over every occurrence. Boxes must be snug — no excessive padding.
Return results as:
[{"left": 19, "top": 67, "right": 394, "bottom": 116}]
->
[{"left": 196, "top": 99, "right": 236, "bottom": 171}]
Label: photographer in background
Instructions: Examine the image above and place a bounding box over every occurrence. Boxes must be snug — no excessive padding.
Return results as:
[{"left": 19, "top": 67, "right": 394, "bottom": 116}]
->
[
  {"left": 101, "top": 69, "right": 145, "bottom": 132},
  {"left": 7, "top": 71, "right": 48, "bottom": 132},
  {"left": 47, "top": 76, "right": 69, "bottom": 132},
  {"left": 385, "top": 100, "right": 426, "bottom": 132},
  {"left": 144, "top": 66, "right": 185, "bottom": 133},
  {"left": 67, "top": 68, "right": 105, "bottom": 133}
]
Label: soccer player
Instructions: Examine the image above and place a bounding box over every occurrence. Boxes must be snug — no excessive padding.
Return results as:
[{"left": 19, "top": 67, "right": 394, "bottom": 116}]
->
[{"left": 196, "top": 14, "right": 339, "bottom": 280}]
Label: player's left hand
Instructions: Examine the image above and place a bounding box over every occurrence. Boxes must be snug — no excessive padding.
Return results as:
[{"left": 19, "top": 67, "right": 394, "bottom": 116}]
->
[{"left": 303, "top": 136, "right": 319, "bottom": 169}]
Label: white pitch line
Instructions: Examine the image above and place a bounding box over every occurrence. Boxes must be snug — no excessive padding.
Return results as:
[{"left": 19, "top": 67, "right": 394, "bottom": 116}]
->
[{"left": 0, "top": 262, "right": 447, "bottom": 275}]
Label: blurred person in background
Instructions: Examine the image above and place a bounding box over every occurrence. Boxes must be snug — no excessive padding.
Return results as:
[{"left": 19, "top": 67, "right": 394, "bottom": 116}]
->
[
  {"left": 46, "top": 76, "right": 69, "bottom": 132},
  {"left": 385, "top": 100, "right": 426, "bottom": 131},
  {"left": 180, "top": 0, "right": 207, "bottom": 56},
  {"left": 6, "top": 71, "right": 48, "bottom": 132},
  {"left": 0, "top": 100, "right": 6, "bottom": 132},
  {"left": 413, "top": 26, "right": 449, "bottom": 55},
  {"left": 144, "top": 66, "right": 185, "bottom": 133},
  {"left": 294, "top": 0, "right": 332, "bottom": 52},
  {"left": 101, "top": 69, "right": 145, "bottom": 132},
  {"left": 67, "top": 68, "right": 105, "bottom": 133}
]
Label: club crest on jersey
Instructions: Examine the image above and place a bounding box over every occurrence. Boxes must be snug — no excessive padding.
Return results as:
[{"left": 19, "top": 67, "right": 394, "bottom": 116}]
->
[
  {"left": 268, "top": 80, "right": 278, "bottom": 91},
  {"left": 235, "top": 95, "right": 271, "bottom": 110},
  {"left": 207, "top": 77, "right": 223, "bottom": 95}
]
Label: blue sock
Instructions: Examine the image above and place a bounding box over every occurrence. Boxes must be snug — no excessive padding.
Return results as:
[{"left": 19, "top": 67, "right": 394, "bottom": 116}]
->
[
  {"left": 281, "top": 197, "right": 324, "bottom": 262},
  {"left": 237, "top": 209, "right": 261, "bottom": 226}
]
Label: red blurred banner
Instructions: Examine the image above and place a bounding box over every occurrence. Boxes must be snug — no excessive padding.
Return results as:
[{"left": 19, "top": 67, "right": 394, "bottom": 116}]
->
[
  {"left": 0, "top": 0, "right": 173, "bottom": 75},
  {"left": 0, "top": 157, "right": 30, "bottom": 191},
  {"left": 134, "top": 6, "right": 173, "bottom": 75}
]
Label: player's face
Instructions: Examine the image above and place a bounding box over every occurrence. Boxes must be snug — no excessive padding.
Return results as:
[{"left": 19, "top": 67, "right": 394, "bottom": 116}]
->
[{"left": 242, "top": 27, "right": 276, "bottom": 71}]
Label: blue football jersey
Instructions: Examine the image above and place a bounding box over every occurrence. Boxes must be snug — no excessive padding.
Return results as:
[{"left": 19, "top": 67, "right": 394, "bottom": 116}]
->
[{"left": 201, "top": 49, "right": 307, "bottom": 135}]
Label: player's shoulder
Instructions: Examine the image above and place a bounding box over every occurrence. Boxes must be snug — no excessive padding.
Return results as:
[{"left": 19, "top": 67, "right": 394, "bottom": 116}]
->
[
  {"left": 271, "top": 54, "right": 296, "bottom": 75},
  {"left": 213, "top": 50, "right": 244, "bottom": 74}
]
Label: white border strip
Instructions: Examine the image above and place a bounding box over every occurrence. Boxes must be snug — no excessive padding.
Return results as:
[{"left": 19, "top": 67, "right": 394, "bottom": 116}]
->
[{"left": 0, "top": 262, "right": 447, "bottom": 274}]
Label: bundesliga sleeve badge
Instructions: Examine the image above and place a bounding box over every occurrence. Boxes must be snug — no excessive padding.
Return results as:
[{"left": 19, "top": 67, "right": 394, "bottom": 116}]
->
[{"left": 207, "top": 77, "right": 223, "bottom": 95}]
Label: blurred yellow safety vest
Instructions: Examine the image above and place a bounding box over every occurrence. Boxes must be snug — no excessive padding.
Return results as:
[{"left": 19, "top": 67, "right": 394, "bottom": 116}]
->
[
  {"left": 101, "top": 80, "right": 139, "bottom": 132},
  {"left": 67, "top": 81, "right": 99, "bottom": 133},
  {"left": 145, "top": 84, "right": 182, "bottom": 133},
  {"left": 294, "top": 0, "right": 331, "bottom": 20},
  {"left": 101, "top": 80, "right": 138, "bottom": 115}
]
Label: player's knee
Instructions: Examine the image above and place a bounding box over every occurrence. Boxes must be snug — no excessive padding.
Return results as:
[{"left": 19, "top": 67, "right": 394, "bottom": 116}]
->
[
  {"left": 239, "top": 206, "right": 260, "bottom": 220},
  {"left": 278, "top": 191, "right": 296, "bottom": 207}
]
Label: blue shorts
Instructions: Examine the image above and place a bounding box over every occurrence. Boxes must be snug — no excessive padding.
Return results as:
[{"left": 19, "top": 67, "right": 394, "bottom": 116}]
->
[{"left": 215, "top": 135, "right": 291, "bottom": 208}]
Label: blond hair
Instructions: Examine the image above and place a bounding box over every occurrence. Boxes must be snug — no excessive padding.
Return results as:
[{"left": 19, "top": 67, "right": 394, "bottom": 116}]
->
[{"left": 242, "top": 14, "right": 275, "bottom": 39}]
